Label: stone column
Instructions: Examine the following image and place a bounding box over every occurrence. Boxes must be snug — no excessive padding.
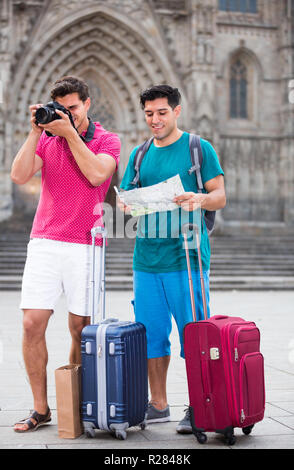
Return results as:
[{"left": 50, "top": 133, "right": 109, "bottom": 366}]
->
[
  {"left": 186, "top": 0, "right": 219, "bottom": 145},
  {"left": 0, "top": 0, "right": 13, "bottom": 222},
  {"left": 185, "top": 0, "right": 224, "bottom": 230}
]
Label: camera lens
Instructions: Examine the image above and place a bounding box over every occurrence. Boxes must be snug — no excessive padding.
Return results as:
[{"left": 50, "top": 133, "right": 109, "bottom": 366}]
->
[{"left": 35, "top": 106, "right": 54, "bottom": 124}]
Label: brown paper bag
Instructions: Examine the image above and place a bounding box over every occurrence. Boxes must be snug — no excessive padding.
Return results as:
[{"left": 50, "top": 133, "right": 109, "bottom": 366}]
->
[{"left": 55, "top": 364, "right": 83, "bottom": 439}]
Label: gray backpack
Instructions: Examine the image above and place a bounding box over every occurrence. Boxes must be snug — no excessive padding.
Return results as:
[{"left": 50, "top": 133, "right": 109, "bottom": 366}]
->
[{"left": 130, "top": 134, "right": 216, "bottom": 235}]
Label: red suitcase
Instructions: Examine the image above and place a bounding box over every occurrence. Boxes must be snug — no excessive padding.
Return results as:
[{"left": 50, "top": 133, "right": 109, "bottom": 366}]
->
[{"left": 182, "top": 224, "right": 265, "bottom": 445}]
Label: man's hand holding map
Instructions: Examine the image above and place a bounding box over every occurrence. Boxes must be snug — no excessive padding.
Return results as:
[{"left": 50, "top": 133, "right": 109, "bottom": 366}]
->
[{"left": 115, "top": 174, "right": 187, "bottom": 216}]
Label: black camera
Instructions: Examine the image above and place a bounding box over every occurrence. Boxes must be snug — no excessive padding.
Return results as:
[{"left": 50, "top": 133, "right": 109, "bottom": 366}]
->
[{"left": 35, "top": 101, "right": 75, "bottom": 136}]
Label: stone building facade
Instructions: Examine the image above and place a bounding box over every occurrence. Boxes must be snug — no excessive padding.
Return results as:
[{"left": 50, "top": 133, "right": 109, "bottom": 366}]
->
[{"left": 0, "top": 0, "right": 293, "bottom": 234}]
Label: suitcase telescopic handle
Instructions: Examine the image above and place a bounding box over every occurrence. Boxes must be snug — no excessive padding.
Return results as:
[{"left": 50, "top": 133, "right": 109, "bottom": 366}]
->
[
  {"left": 182, "top": 223, "right": 208, "bottom": 322},
  {"left": 91, "top": 226, "right": 107, "bottom": 325}
]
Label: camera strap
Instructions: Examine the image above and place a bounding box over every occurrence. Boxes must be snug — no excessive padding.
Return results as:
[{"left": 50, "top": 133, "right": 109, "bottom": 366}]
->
[{"left": 80, "top": 118, "right": 95, "bottom": 143}]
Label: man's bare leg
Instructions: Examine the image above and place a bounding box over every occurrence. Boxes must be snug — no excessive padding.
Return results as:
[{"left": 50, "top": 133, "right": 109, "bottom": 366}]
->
[
  {"left": 68, "top": 313, "right": 90, "bottom": 364},
  {"left": 148, "top": 355, "right": 170, "bottom": 410},
  {"left": 14, "top": 309, "right": 52, "bottom": 431}
]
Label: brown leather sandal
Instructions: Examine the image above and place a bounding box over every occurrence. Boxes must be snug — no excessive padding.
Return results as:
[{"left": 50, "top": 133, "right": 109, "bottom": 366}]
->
[{"left": 14, "top": 407, "right": 51, "bottom": 432}]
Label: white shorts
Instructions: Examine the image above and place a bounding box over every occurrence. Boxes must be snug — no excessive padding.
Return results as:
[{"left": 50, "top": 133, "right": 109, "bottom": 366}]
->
[{"left": 20, "top": 238, "right": 102, "bottom": 317}]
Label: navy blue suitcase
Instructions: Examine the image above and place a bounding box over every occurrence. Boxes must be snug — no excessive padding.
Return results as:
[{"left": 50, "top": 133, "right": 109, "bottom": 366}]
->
[{"left": 81, "top": 226, "right": 148, "bottom": 440}]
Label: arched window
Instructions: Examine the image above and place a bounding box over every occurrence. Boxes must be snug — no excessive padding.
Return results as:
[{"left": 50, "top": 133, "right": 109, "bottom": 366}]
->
[
  {"left": 230, "top": 59, "right": 248, "bottom": 118},
  {"left": 219, "top": 0, "right": 257, "bottom": 13}
]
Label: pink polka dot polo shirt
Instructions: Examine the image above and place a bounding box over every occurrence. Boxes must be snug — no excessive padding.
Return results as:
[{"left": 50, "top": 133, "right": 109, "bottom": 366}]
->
[{"left": 30, "top": 122, "right": 120, "bottom": 247}]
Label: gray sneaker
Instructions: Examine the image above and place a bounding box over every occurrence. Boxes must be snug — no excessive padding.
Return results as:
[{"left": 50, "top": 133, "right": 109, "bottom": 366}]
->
[
  {"left": 176, "top": 408, "right": 193, "bottom": 434},
  {"left": 146, "top": 403, "right": 170, "bottom": 423}
]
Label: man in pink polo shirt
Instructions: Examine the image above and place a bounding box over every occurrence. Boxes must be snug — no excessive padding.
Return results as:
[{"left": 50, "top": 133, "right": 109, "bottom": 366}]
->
[{"left": 10, "top": 76, "right": 120, "bottom": 432}]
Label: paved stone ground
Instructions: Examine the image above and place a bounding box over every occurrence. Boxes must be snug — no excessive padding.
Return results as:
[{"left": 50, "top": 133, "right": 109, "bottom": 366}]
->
[{"left": 0, "top": 289, "right": 293, "bottom": 452}]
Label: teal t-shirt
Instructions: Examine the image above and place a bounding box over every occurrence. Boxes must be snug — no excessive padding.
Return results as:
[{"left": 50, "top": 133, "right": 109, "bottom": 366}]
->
[{"left": 120, "top": 132, "right": 224, "bottom": 273}]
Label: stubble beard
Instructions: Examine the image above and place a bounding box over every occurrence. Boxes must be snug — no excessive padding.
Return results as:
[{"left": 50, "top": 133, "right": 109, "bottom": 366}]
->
[{"left": 152, "top": 124, "right": 174, "bottom": 141}]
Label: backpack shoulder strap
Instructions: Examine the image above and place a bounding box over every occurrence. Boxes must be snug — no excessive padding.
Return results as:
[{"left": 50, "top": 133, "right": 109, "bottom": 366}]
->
[
  {"left": 188, "top": 134, "right": 204, "bottom": 192},
  {"left": 188, "top": 133, "right": 216, "bottom": 236},
  {"left": 131, "top": 137, "right": 154, "bottom": 187}
]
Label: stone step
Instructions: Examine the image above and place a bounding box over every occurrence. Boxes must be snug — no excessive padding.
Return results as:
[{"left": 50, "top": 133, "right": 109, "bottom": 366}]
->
[
  {"left": 1, "top": 247, "right": 293, "bottom": 257},
  {"left": 1, "top": 256, "right": 293, "bottom": 264},
  {"left": 1, "top": 242, "right": 294, "bottom": 252},
  {"left": 1, "top": 275, "right": 293, "bottom": 291},
  {"left": 1, "top": 270, "right": 293, "bottom": 279},
  {"left": 1, "top": 250, "right": 294, "bottom": 257},
  {"left": 1, "top": 258, "right": 293, "bottom": 269},
  {"left": 1, "top": 248, "right": 294, "bottom": 257},
  {"left": 1, "top": 235, "right": 294, "bottom": 243}
]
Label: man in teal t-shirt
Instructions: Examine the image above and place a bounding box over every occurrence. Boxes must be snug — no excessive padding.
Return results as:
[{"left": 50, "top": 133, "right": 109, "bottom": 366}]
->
[{"left": 118, "top": 85, "right": 226, "bottom": 434}]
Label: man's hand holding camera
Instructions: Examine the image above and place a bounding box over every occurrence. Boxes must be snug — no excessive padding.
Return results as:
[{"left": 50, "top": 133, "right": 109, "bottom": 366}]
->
[
  {"left": 30, "top": 104, "right": 44, "bottom": 137},
  {"left": 33, "top": 100, "right": 77, "bottom": 139},
  {"left": 38, "top": 108, "right": 75, "bottom": 139}
]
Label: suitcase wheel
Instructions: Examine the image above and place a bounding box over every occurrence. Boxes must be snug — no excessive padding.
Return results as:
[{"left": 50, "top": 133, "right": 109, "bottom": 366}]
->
[
  {"left": 224, "top": 431, "right": 236, "bottom": 446},
  {"left": 115, "top": 430, "right": 127, "bottom": 440},
  {"left": 195, "top": 432, "right": 207, "bottom": 444},
  {"left": 242, "top": 424, "right": 254, "bottom": 436},
  {"left": 85, "top": 428, "right": 96, "bottom": 438}
]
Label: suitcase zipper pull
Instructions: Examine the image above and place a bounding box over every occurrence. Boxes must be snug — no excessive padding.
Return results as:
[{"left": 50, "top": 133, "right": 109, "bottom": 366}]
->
[
  {"left": 241, "top": 409, "right": 245, "bottom": 423},
  {"left": 98, "top": 345, "right": 102, "bottom": 357},
  {"left": 234, "top": 348, "right": 238, "bottom": 361}
]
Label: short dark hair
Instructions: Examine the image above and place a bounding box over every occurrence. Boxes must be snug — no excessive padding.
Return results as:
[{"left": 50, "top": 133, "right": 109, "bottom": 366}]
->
[
  {"left": 140, "top": 85, "right": 181, "bottom": 109},
  {"left": 50, "top": 76, "right": 89, "bottom": 102}
]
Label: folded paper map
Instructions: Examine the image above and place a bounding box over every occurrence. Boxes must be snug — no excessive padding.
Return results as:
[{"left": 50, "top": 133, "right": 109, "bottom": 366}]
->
[{"left": 116, "top": 174, "right": 185, "bottom": 216}]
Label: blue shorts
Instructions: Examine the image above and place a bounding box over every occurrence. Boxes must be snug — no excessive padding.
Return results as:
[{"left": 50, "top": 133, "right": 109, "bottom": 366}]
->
[{"left": 133, "top": 270, "right": 210, "bottom": 359}]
